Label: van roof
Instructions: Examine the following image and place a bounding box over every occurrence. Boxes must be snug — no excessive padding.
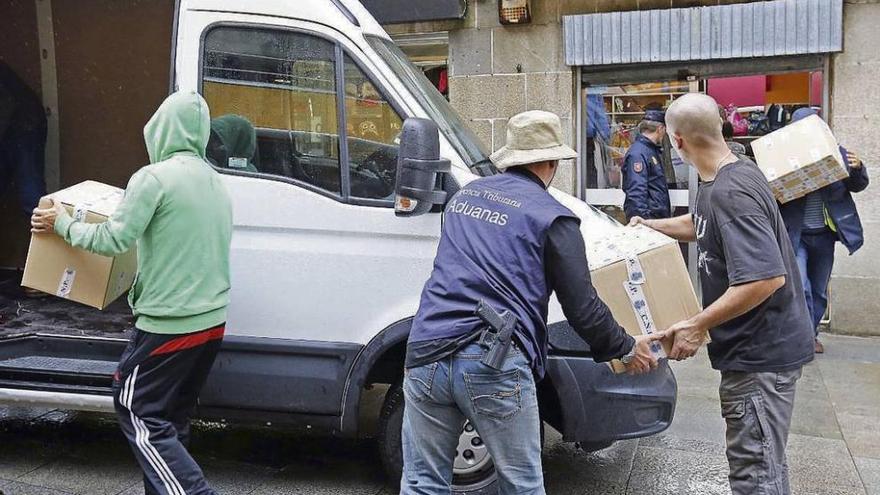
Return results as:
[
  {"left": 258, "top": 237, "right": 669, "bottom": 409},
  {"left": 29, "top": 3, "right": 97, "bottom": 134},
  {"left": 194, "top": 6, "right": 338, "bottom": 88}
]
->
[{"left": 181, "top": 0, "right": 390, "bottom": 41}]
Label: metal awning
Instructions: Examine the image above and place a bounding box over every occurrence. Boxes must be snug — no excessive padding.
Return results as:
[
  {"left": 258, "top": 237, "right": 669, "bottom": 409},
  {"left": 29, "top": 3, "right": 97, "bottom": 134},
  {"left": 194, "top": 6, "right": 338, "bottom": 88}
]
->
[
  {"left": 563, "top": 0, "right": 842, "bottom": 67},
  {"left": 360, "top": 0, "right": 466, "bottom": 24}
]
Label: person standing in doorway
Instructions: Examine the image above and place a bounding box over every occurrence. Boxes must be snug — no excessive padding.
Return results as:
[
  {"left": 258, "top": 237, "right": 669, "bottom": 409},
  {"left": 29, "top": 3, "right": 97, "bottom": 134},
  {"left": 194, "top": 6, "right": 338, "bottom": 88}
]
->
[
  {"left": 630, "top": 93, "right": 814, "bottom": 495},
  {"left": 401, "top": 111, "right": 664, "bottom": 495},
  {"left": 0, "top": 61, "right": 47, "bottom": 216},
  {"left": 621, "top": 109, "right": 671, "bottom": 221},
  {"left": 779, "top": 107, "right": 869, "bottom": 353},
  {"left": 31, "top": 91, "right": 232, "bottom": 495}
]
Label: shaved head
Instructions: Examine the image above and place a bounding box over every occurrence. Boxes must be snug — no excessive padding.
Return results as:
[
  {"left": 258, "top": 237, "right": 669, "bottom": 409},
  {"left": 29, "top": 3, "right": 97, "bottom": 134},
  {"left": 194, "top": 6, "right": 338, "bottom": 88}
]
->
[
  {"left": 666, "top": 93, "right": 724, "bottom": 149},
  {"left": 666, "top": 93, "right": 737, "bottom": 179}
]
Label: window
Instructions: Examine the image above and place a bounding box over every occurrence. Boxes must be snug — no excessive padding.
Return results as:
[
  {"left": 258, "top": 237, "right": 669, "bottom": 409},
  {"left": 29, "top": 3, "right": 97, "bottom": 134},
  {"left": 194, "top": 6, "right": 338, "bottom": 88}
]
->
[
  {"left": 203, "top": 26, "right": 341, "bottom": 195},
  {"left": 201, "top": 26, "right": 406, "bottom": 203},
  {"left": 343, "top": 55, "right": 402, "bottom": 200}
]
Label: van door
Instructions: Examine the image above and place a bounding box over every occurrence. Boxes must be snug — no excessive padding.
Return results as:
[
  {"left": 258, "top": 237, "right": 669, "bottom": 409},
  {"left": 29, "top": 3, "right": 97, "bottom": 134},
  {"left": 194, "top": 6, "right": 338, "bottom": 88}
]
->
[{"left": 174, "top": 9, "right": 441, "bottom": 415}]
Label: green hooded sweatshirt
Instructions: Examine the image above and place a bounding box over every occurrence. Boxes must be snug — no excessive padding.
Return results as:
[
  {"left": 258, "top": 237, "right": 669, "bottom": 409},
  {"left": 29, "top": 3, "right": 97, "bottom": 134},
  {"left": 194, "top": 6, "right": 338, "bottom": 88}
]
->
[
  {"left": 55, "top": 91, "right": 233, "bottom": 334},
  {"left": 208, "top": 114, "right": 259, "bottom": 173}
]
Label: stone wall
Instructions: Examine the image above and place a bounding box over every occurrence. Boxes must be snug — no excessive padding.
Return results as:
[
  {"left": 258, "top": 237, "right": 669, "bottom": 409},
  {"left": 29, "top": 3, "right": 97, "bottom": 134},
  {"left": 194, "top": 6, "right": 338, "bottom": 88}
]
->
[
  {"left": 445, "top": 0, "right": 577, "bottom": 192},
  {"left": 828, "top": 0, "right": 880, "bottom": 336}
]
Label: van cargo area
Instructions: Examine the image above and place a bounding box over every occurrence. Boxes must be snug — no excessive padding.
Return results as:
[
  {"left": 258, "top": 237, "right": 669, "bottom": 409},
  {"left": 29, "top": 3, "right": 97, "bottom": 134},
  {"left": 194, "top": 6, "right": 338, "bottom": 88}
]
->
[
  {"left": 0, "top": 270, "right": 129, "bottom": 400},
  {"left": 0, "top": 0, "right": 175, "bottom": 269}
]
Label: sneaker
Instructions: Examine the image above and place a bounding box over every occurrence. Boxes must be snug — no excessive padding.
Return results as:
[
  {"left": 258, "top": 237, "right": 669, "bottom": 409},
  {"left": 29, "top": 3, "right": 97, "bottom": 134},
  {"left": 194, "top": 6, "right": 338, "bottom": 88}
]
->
[{"left": 814, "top": 339, "right": 825, "bottom": 354}]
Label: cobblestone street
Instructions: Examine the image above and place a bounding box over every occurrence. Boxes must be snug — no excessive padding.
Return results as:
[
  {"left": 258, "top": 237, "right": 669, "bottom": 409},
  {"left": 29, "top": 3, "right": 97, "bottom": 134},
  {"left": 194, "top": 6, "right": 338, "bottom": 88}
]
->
[{"left": 2, "top": 334, "right": 878, "bottom": 495}]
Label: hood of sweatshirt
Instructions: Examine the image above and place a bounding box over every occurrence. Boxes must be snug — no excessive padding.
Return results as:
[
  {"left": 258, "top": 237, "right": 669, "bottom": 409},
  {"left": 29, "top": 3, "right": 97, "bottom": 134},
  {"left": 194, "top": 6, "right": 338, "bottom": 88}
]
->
[{"left": 143, "top": 90, "right": 211, "bottom": 164}]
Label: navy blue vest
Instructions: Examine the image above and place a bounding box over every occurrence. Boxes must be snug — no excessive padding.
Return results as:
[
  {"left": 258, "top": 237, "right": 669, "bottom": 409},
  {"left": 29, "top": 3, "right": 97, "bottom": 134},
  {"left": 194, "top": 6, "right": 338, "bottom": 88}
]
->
[{"left": 410, "top": 170, "right": 578, "bottom": 378}]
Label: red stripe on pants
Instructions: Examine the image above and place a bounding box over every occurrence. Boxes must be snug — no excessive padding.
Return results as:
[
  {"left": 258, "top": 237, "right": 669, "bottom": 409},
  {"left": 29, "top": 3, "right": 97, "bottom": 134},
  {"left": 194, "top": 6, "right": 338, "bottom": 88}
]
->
[{"left": 149, "top": 326, "right": 225, "bottom": 357}]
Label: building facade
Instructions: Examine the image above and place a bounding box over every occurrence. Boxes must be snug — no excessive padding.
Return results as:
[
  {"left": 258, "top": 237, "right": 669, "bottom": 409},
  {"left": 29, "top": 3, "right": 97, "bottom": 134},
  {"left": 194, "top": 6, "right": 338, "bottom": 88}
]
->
[{"left": 382, "top": 0, "right": 880, "bottom": 336}]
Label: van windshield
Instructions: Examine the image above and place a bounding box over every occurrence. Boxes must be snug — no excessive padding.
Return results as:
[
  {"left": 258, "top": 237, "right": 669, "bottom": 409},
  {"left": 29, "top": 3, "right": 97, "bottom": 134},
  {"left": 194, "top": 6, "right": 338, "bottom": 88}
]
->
[{"left": 367, "top": 36, "right": 495, "bottom": 176}]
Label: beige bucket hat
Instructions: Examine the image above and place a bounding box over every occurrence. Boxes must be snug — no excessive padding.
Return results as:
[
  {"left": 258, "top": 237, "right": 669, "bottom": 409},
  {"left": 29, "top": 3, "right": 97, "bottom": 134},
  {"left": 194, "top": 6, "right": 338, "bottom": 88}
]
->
[{"left": 489, "top": 110, "right": 577, "bottom": 170}]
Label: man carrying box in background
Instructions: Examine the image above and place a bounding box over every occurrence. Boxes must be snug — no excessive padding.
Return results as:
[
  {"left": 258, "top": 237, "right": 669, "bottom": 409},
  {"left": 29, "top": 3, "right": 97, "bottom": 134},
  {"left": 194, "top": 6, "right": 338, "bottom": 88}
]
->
[
  {"left": 30, "top": 90, "right": 232, "bottom": 495},
  {"left": 630, "top": 93, "right": 814, "bottom": 495},
  {"left": 402, "top": 111, "right": 665, "bottom": 494},
  {"left": 779, "top": 107, "right": 869, "bottom": 354}
]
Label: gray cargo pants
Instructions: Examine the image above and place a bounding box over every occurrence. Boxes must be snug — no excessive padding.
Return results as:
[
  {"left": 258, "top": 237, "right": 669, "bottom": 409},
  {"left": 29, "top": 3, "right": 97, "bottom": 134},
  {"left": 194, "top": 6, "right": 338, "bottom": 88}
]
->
[{"left": 719, "top": 368, "right": 803, "bottom": 495}]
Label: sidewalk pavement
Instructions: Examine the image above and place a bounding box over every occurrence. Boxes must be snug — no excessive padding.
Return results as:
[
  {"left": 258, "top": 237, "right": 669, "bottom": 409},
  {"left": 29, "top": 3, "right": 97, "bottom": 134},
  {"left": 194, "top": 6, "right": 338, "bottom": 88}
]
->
[{"left": 1, "top": 333, "right": 878, "bottom": 494}]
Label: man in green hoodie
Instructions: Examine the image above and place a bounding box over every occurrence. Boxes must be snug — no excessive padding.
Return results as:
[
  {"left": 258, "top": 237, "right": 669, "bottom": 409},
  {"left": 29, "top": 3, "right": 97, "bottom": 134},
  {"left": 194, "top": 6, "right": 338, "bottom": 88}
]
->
[{"left": 30, "top": 91, "right": 232, "bottom": 495}]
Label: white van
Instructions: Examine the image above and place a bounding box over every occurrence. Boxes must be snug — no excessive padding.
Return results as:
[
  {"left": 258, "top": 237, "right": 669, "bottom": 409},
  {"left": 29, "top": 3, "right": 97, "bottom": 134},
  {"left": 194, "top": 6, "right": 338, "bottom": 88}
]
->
[{"left": 0, "top": 1, "right": 677, "bottom": 492}]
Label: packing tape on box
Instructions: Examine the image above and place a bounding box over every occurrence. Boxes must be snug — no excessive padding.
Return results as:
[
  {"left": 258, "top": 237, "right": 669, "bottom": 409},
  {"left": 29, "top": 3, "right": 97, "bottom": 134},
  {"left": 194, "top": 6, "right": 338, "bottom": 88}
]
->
[
  {"left": 625, "top": 255, "right": 646, "bottom": 285},
  {"left": 68, "top": 190, "right": 123, "bottom": 221},
  {"left": 73, "top": 203, "right": 90, "bottom": 222},
  {"left": 56, "top": 268, "right": 76, "bottom": 298},
  {"left": 623, "top": 281, "right": 666, "bottom": 359}
]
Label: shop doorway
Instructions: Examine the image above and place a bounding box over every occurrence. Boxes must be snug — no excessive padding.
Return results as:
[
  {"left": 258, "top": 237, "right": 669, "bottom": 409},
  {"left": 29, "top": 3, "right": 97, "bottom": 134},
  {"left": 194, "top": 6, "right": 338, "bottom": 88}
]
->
[
  {"left": 581, "top": 79, "right": 701, "bottom": 223},
  {"left": 579, "top": 78, "right": 703, "bottom": 285},
  {"left": 577, "top": 65, "right": 829, "bottom": 290}
]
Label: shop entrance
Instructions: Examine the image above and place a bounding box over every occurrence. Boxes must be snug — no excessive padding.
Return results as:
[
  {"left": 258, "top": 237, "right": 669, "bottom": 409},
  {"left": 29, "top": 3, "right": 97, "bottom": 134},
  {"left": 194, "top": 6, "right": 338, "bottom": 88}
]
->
[{"left": 576, "top": 60, "right": 829, "bottom": 290}]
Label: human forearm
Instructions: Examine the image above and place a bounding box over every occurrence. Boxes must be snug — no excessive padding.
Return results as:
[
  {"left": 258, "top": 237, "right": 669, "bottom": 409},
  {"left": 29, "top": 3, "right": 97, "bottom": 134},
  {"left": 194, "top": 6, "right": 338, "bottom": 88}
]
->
[
  {"left": 691, "top": 276, "right": 784, "bottom": 333},
  {"left": 845, "top": 163, "right": 869, "bottom": 192},
  {"left": 561, "top": 284, "right": 635, "bottom": 362},
  {"left": 547, "top": 218, "right": 635, "bottom": 362},
  {"left": 665, "top": 276, "right": 785, "bottom": 360},
  {"left": 641, "top": 214, "right": 696, "bottom": 242},
  {"left": 53, "top": 170, "right": 162, "bottom": 256},
  {"left": 56, "top": 213, "right": 138, "bottom": 256}
]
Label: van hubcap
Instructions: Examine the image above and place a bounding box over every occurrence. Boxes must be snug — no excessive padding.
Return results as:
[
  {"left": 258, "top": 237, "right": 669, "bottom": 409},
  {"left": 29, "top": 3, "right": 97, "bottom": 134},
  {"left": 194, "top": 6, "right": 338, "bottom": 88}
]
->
[{"left": 453, "top": 420, "right": 491, "bottom": 475}]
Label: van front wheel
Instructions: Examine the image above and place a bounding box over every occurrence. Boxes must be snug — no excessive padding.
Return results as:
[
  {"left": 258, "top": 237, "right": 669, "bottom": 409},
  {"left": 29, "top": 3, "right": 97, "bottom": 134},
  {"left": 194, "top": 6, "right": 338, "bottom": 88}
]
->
[{"left": 377, "top": 382, "right": 498, "bottom": 494}]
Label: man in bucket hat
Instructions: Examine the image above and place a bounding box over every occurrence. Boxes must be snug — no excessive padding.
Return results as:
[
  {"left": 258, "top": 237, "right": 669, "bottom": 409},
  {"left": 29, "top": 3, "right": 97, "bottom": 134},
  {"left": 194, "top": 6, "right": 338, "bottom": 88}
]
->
[{"left": 400, "top": 110, "right": 664, "bottom": 494}]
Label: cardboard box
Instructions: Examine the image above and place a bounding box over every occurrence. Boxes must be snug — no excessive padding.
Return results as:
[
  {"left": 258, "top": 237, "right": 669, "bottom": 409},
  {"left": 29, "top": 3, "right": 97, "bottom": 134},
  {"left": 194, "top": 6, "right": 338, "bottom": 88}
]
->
[
  {"left": 752, "top": 114, "right": 848, "bottom": 204},
  {"left": 22, "top": 181, "right": 137, "bottom": 309},
  {"left": 583, "top": 224, "right": 702, "bottom": 373}
]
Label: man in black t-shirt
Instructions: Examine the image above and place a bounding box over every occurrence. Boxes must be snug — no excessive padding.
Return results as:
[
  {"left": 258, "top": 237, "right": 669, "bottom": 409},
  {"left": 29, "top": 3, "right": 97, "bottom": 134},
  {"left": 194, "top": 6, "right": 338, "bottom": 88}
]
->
[{"left": 630, "top": 93, "right": 814, "bottom": 495}]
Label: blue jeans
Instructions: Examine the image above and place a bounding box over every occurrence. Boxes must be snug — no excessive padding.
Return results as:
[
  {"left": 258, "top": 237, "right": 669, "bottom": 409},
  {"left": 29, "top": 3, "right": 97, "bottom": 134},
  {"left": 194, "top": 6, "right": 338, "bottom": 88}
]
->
[
  {"left": 401, "top": 342, "right": 544, "bottom": 495},
  {"left": 795, "top": 230, "right": 837, "bottom": 335},
  {"left": 0, "top": 125, "right": 47, "bottom": 215}
]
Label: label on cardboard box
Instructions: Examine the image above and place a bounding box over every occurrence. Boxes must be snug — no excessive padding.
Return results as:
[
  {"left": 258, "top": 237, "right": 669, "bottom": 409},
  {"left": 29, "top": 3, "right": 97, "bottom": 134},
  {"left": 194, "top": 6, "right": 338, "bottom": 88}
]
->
[
  {"left": 73, "top": 203, "right": 89, "bottom": 222},
  {"left": 56, "top": 268, "right": 76, "bottom": 298}
]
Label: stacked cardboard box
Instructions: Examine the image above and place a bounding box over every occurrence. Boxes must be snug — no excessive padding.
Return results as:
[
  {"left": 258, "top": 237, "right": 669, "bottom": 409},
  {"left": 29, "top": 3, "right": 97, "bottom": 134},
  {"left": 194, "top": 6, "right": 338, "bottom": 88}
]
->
[
  {"left": 584, "top": 224, "right": 701, "bottom": 373},
  {"left": 22, "top": 181, "right": 137, "bottom": 310},
  {"left": 752, "top": 114, "right": 848, "bottom": 204},
  {"left": 551, "top": 191, "right": 702, "bottom": 373}
]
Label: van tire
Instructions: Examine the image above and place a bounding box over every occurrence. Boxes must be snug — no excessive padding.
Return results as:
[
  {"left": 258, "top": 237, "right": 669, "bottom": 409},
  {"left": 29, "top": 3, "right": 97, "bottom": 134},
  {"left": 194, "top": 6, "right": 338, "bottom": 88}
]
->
[{"left": 377, "top": 381, "right": 499, "bottom": 494}]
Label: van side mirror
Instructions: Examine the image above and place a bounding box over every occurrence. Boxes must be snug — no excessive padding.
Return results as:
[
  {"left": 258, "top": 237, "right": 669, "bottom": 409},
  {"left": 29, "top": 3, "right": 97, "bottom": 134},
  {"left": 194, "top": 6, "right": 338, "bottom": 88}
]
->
[{"left": 394, "top": 118, "right": 450, "bottom": 217}]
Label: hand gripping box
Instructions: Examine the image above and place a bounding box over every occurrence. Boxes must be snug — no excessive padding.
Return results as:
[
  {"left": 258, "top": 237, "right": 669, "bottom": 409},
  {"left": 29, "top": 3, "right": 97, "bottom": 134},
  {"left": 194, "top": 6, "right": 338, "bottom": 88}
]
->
[
  {"left": 752, "top": 114, "right": 848, "bottom": 204},
  {"left": 579, "top": 215, "right": 702, "bottom": 373},
  {"left": 22, "top": 181, "right": 137, "bottom": 309}
]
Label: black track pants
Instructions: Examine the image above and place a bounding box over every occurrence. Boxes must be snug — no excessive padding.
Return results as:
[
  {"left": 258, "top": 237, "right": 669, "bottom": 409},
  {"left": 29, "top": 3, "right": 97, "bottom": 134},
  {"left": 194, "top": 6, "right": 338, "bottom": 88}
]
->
[{"left": 113, "top": 324, "right": 224, "bottom": 495}]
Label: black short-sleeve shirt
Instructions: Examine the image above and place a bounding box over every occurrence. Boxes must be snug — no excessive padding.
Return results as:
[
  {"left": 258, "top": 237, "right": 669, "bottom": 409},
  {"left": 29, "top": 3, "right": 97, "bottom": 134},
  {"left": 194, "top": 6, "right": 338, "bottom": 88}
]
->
[{"left": 693, "top": 159, "right": 814, "bottom": 372}]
